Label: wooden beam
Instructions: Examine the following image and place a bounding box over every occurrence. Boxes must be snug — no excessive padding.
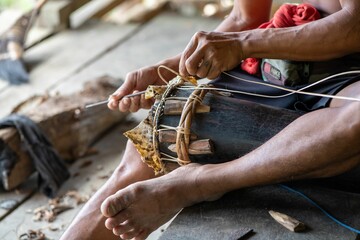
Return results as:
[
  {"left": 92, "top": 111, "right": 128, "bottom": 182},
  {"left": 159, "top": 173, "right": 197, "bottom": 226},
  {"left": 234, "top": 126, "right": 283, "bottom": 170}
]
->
[{"left": 60, "top": 0, "right": 92, "bottom": 29}]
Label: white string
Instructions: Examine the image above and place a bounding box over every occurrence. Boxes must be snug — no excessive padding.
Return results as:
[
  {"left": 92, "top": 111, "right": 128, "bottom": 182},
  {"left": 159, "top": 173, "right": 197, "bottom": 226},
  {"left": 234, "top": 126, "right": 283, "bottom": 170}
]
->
[
  {"left": 178, "top": 70, "right": 360, "bottom": 102},
  {"left": 157, "top": 65, "right": 179, "bottom": 85}
]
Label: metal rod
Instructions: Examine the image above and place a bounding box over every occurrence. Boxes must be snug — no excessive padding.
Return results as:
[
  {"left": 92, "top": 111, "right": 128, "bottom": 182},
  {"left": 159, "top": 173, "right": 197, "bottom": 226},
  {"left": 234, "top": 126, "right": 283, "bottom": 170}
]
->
[{"left": 85, "top": 90, "right": 146, "bottom": 109}]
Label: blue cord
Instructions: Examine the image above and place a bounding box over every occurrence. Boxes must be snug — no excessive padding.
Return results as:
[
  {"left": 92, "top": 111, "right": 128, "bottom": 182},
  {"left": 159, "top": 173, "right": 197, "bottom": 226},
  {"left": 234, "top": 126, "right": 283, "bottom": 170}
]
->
[{"left": 279, "top": 184, "right": 360, "bottom": 234}]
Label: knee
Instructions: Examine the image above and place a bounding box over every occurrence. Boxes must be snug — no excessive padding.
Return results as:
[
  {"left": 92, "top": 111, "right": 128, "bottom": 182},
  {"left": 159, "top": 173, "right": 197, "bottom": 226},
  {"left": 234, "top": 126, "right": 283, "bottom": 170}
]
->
[{"left": 338, "top": 102, "right": 360, "bottom": 138}]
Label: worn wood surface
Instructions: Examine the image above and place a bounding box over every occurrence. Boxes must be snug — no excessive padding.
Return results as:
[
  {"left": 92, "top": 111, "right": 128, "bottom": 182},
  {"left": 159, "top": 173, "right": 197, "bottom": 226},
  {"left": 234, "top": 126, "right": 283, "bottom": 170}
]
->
[
  {"left": 160, "top": 184, "right": 360, "bottom": 240},
  {"left": 0, "top": 20, "right": 139, "bottom": 115}
]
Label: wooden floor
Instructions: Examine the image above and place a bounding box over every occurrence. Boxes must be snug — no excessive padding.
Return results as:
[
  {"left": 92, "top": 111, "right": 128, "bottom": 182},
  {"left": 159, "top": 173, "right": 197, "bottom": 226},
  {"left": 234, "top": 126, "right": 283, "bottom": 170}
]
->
[{"left": 0, "top": 12, "right": 219, "bottom": 239}]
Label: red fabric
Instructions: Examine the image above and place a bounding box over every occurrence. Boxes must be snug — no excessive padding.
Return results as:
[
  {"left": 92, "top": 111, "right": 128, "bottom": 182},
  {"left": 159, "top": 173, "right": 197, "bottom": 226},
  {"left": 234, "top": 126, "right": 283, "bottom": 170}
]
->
[{"left": 240, "top": 3, "right": 321, "bottom": 75}]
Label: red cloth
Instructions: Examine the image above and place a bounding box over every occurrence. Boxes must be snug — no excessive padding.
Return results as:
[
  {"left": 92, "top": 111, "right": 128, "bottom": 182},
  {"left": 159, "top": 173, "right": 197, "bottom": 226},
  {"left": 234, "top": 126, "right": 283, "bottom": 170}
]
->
[{"left": 241, "top": 3, "right": 321, "bottom": 75}]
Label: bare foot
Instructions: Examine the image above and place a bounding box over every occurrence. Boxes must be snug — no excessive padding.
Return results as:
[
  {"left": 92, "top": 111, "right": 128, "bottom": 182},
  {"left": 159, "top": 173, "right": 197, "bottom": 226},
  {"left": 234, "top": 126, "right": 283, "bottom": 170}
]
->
[{"left": 101, "top": 163, "right": 216, "bottom": 240}]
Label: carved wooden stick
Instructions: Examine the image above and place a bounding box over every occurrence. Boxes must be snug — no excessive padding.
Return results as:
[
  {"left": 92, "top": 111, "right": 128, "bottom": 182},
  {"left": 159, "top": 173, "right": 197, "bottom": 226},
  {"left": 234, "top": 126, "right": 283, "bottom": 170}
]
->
[{"left": 269, "top": 210, "right": 306, "bottom": 232}]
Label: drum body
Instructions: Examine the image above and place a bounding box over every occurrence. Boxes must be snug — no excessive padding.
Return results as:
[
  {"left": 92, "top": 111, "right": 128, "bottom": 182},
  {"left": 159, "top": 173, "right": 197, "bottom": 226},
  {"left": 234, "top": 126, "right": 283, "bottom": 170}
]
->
[{"left": 125, "top": 85, "right": 303, "bottom": 174}]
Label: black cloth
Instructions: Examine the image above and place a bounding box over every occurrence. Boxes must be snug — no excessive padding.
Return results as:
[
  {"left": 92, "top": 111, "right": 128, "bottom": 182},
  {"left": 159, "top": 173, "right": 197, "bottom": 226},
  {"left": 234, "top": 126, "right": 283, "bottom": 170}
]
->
[
  {"left": 211, "top": 69, "right": 360, "bottom": 112},
  {"left": 0, "top": 114, "right": 69, "bottom": 198}
]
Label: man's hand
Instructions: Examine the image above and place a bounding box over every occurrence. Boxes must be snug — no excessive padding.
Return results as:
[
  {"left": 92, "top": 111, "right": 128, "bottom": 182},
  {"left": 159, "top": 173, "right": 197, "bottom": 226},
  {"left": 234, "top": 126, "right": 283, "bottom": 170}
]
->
[
  {"left": 108, "top": 65, "right": 172, "bottom": 112},
  {"left": 179, "top": 31, "right": 244, "bottom": 80}
]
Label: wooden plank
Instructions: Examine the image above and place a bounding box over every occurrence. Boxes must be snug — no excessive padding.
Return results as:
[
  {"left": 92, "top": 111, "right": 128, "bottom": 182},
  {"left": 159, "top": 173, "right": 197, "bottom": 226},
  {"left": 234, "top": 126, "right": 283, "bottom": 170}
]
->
[
  {"left": 51, "top": 13, "right": 221, "bottom": 95},
  {"left": 0, "top": 20, "right": 139, "bottom": 117}
]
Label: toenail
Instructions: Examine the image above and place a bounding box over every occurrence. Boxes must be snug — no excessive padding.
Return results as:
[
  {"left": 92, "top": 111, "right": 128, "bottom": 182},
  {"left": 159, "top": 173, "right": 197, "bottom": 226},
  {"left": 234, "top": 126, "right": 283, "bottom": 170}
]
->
[{"left": 109, "top": 204, "right": 117, "bottom": 216}]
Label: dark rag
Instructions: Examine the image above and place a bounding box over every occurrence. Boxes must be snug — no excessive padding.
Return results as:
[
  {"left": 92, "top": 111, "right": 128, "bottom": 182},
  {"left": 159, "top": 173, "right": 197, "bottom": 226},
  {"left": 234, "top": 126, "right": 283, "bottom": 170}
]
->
[{"left": 0, "top": 114, "right": 70, "bottom": 198}]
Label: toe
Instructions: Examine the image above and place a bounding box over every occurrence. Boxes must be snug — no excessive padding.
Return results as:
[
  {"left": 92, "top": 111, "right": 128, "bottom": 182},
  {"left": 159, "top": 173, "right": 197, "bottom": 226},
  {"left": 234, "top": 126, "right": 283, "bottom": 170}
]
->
[
  {"left": 101, "top": 190, "right": 130, "bottom": 217},
  {"left": 120, "top": 228, "right": 142, "bottom": 240},
  {"left": 105, "top": 209, "right": 133, "bottom": 229},
  {"left": 133, "top": 229, "right": 151, "bottom": 240},
  {"left": 113, "top": 221, "right": 138, "bottom": 236}
]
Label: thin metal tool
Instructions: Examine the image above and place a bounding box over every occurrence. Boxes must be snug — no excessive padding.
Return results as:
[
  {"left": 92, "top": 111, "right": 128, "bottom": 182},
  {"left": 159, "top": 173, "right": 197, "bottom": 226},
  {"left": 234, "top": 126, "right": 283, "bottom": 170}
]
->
[{"left": 85, "top": 90, "right": 146, "bottom": 109}]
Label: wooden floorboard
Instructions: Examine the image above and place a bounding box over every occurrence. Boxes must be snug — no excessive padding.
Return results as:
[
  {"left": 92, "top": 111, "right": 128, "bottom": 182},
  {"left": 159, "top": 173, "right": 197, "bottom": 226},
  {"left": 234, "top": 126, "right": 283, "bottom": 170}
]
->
[{"left": 51, "top": 13, "right": 221, "bottom": 95}]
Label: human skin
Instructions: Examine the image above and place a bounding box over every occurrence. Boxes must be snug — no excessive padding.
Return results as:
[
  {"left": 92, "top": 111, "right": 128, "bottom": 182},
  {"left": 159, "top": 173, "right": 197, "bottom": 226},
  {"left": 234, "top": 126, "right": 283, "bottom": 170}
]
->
[{"left": 60, "top": 1, "right": 360, "bottom": 240}]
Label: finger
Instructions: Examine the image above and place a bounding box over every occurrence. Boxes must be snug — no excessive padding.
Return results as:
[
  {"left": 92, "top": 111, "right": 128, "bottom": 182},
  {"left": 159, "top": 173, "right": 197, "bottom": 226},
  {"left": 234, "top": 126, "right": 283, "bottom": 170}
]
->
[
  {"left": 119, "top": 97, "right": 131, "bottom": 112},
  {"left": 206, "top": 59, "right": 223, "bottom": 79},
  {"left": 140, "top": 93, "right": 154, "bottom": 109},
  {"left": 185, "top": 48, "right": 205, "bottom": 76},
  {"left": 196, "top": 59, "right": 212, "bottom": 79},
  {"left": 107, "top": 94, "right": 119, "bottom": 110},
  {"left": 179, "top": 33, "right": 199, "bottom": 77},
  {"left": 129, "top": 91, "right": 141, "bottom": 113}
]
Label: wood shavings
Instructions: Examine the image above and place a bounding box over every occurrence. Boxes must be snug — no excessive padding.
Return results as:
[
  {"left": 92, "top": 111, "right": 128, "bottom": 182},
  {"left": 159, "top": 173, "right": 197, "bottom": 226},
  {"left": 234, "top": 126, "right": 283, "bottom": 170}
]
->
[
  {"left": 64, "top": 190, "right": 89, "bottom": 205},
  {"left": 83, "top": 147, "right": 99, "bottom": 157},
  {"left": 79, "top": 160, "right": 93, "bottom": 169},
  {"left": 19, "top": 229, "right": 46, "bottom": 240},
  {"left": 98, "top": 174, "right": 110, "bottom": 179},
  {"left": 33, "top": 203, "right": 73, "bottom": 222},
  {"left": 30, "top": 190, "right": 88, "bottom": 222}
]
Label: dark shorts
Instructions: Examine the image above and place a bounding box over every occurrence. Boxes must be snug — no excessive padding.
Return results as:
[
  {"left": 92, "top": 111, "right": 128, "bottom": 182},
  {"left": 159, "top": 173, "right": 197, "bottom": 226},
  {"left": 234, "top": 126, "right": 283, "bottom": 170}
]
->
[
  {"left": 211, "top": 68, "right": 360, "bottom": 192},
  {"left": 210, "top": 68, "right": 360, "bottom": 112}
]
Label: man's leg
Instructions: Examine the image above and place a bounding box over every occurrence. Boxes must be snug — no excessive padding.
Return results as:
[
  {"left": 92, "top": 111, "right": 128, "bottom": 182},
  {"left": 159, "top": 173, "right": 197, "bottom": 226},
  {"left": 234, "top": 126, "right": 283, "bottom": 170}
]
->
[
  {"left": 60, "top": 141, "right": 155, "bottom": 240},
  {"left": 100, "top": 81, "right": 360, "bottom": 240}
]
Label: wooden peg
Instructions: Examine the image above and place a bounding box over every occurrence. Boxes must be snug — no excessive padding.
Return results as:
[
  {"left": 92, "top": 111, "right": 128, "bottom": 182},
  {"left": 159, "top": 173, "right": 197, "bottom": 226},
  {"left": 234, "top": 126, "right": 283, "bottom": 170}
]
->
[
  {"left": 269, "top": 210, "right": 306, "bottom": 232},
  {"left": 168, "top": 139, "right": 214, "bottom": 155},
  {"left": 159, "top": 130, "right": 197, "bottom": 143},
  {"left": 164, "top": 100, "right": 210, "bottom": 115}
]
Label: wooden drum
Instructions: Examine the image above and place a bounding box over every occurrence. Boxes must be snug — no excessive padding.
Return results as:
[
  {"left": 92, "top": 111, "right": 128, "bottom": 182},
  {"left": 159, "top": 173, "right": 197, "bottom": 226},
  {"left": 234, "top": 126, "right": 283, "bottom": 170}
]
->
[{"left": 124, "top": 79, "right": 303, "bottom": 174}]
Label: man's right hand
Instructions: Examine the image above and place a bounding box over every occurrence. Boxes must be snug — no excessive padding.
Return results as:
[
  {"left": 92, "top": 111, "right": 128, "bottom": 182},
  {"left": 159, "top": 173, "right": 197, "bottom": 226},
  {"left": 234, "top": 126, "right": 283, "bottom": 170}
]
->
[{"left": 108, "top": 63, "right": 177, "bottom": 113}]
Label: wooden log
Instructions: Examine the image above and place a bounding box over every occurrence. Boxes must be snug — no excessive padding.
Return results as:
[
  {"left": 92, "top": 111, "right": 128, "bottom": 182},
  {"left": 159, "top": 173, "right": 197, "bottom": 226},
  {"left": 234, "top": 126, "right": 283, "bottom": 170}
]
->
[
  {"left": 164, "top": 100, "right": 210, "bottom": 115},
  {"left": 159, "top": 130, "right": 197, "bottom": 143},
  {"left": 0, "top": 76, "right": 127, "bottom": 190},
  {"left": 269, "top": 210, "right": 306, "bottom": 232},
  {"left": 168, "top": 139, "right": 213, "bottom": 155}
]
